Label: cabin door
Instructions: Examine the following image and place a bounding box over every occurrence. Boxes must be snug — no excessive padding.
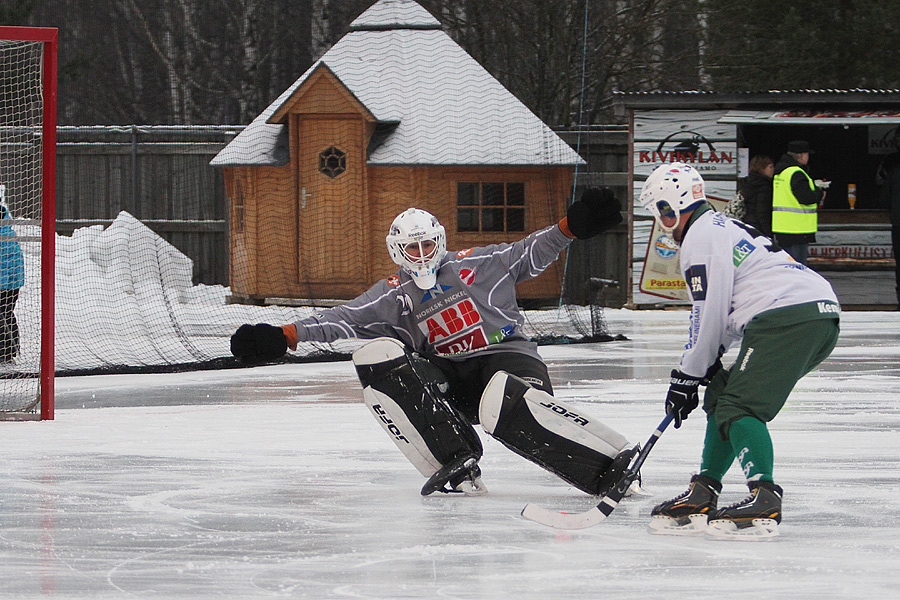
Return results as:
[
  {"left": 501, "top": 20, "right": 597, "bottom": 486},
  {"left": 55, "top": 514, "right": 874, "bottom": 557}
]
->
[{"left": 297, "top": 116, "right": 368, "bottom": 291}]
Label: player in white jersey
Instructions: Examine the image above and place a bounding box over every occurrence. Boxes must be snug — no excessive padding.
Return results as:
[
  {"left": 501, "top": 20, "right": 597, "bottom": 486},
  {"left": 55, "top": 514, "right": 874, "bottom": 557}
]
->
[
  {"left": 231, "top": 190, "right": 640, "bottom": 498},
  {"left": 640, "top": 163, "right": 840, "bottom": 539}
]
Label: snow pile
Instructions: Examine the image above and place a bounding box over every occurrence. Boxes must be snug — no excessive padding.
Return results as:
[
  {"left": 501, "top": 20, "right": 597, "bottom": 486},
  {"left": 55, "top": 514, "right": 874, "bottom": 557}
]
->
[
  {"left": 62, "top": 211, "right": 195, "bottom": 301},
  {"left": 13, "top": 212, "right": 297, "bottom": 372}
]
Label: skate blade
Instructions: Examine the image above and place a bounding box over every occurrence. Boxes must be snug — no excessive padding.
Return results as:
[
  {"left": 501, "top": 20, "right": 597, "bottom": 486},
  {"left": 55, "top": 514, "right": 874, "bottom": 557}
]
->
[
  {"left": 624, "top": 479, "right": 652, "bottom": 498},
  {"left": 422, "top": 477, "right": 489, "bottom": 497},
  {"left": 455, "top": 477, "right": 489, "bottom": 496},
  {"left": 648, "top": 513, "right": 708, "bottom": 535},
  {"left": 706, "top": 518, "right": 779, "bottom": 540}
]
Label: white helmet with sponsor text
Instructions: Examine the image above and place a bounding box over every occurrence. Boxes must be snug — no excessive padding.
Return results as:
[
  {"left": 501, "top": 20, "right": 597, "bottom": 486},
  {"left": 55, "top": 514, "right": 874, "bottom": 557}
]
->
[
  {"left": 639, "top": 162, "right": 707, "bottom": 240},
  {"left": 386, "top": 208, "right": 447, "bottom": 290}
]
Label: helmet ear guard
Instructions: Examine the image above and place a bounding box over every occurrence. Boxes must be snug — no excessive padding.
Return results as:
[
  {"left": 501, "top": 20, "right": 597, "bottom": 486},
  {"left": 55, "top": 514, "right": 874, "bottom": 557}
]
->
[{"left": 386, "top": 208, "right": 447, "bottom": 290}]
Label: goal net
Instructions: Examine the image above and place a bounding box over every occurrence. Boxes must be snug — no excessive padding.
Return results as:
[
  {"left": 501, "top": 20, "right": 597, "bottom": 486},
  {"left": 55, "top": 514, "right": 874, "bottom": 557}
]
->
[
  {"left": 0, "top": 28, "right": 57, "bottom": 419},
  {"left": 43, "top": 5, "right": 626, "bottom": 378}
]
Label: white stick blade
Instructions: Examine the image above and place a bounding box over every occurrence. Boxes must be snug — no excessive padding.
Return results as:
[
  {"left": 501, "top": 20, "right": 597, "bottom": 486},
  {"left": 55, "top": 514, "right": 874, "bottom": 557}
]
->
[{"left": 520, "top": 504, "right": 605, "bottom": 530}]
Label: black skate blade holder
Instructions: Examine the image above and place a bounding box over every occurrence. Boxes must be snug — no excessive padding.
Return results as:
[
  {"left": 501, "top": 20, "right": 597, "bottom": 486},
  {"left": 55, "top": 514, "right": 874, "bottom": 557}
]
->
[{"left": 421, "top": 454, "right": 479, "bottom": 496}]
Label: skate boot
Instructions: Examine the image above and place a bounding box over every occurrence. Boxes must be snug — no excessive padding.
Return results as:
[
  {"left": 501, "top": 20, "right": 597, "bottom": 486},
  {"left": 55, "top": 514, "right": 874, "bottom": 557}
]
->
[
  {"left": 597, "top": 444, "right": 642, "bottom": 497},
  {"left": 450, "top": 461, "right": 488, "bottom": 496},
  {"left": 421, "top": 455, "right": 487, "bottom": 496},
  {"left": 648, "top": 474, "right": 721, "bottom": 535},
  {"left": 706, "top": 481, "right": 782, "bottom": 540}
]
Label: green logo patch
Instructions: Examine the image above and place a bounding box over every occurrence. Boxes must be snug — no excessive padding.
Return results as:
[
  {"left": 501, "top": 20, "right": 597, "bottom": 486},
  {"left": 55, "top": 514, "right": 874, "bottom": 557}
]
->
[{"left": 733, "top": 239, "right": 755, "bottom": 266}]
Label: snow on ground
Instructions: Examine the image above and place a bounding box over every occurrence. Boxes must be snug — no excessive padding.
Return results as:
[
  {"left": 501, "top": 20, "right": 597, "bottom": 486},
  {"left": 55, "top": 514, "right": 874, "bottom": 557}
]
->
[{"left": 1, "top": 309, "right": 898, "bottom": 599}]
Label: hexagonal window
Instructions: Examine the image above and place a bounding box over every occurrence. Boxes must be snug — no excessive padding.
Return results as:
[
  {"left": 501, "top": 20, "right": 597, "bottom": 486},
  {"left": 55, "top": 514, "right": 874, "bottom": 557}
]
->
[{"left": 319, "top": 146, "right": 346, "bottom": 178}]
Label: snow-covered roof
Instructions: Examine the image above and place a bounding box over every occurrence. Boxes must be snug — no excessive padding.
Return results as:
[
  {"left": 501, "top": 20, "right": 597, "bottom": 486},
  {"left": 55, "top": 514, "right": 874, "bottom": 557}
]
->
[
  {"left": 211, "top": 0, "right": 583, "bottom": 167},
  {"left": 348, "top": 0, "right": 440, "bottom": 30}
]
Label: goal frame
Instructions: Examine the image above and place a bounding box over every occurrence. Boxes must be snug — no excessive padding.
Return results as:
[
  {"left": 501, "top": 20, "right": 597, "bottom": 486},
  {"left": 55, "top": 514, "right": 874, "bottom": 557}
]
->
[{"left": 0, "top": 26, "right": 57, "bottom": 420}]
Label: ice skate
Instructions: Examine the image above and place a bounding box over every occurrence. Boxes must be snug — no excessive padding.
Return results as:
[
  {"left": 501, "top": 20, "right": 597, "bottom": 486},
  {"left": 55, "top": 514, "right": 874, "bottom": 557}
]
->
[
  {"left": 706, "top": 481, "right": 782, "bottom": 540},
  {"left": 648, "top": 474, "right": 721, "bottom": 535},
  {"left": 450, "top": 462, "right": 488, "bottom": 496},
  {"left": 421, "top": 455, "right": 487, "bottom": 496},
  {"left": 597, "top": 444, "right": 641, "bottom": 497}
]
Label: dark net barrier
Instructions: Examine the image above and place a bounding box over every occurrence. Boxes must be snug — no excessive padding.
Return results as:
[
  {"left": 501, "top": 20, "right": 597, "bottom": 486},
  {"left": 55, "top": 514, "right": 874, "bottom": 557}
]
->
[{"left": 48, "top": 1, "right": 628, "bottom": 376}]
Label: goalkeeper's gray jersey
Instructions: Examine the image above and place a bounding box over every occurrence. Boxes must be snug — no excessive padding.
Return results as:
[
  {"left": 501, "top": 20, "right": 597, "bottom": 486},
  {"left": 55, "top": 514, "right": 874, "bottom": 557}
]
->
[
  {"left": 678, "top": 205, "right": 839, "bottom": 378},
  {"left": 292, "top": 224, "right": 573, "bottom": 361}
]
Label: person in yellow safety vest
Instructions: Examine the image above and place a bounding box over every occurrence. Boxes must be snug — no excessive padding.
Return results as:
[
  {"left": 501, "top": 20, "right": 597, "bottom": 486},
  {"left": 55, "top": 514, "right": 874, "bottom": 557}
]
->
[{"left": 772, "top": 140, "right": 826, "bottom": 265}]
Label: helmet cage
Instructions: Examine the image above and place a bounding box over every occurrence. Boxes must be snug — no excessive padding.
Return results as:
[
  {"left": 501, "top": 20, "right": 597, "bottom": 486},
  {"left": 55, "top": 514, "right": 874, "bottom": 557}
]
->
[{"left": 386, "top": 208, "right": 447, "bottom": 290}]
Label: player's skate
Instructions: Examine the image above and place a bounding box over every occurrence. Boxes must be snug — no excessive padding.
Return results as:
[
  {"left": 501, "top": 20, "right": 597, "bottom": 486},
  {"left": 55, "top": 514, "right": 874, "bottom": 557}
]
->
[
  {"left": 648, "top": 474, "right": 721, "bottom": 535},
  {"left": 706, "top": 481, "right": 782, "bottom": 540},
  {"left": 421, "top": 455, "right": 487, "bottom": 496}
]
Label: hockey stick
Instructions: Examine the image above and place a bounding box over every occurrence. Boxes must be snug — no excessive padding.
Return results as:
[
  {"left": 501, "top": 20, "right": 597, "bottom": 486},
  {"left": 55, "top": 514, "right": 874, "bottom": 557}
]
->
[{"left": 521, "top": 412, "right": 675, "bottom": 529}]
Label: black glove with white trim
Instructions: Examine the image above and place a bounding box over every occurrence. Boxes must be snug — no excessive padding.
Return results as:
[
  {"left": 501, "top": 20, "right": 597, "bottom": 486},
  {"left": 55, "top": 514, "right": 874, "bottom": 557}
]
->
[
  {"left": 566, "top": 187, "right": 623, "bottom": 239},
  {"left": 666, "top": 369, "right": 702, "bottom": 429}
]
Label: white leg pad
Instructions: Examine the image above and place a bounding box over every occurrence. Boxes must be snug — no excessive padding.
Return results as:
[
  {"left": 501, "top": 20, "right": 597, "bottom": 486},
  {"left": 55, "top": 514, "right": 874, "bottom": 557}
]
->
[
  {"left": 352, "top": 336, "right": 407, "bottom": 365},
  {"left": 353, "top": 338, "right": 482, "bottom": 480},
  {"left": 480, "top": 371, "right": 629, "bottom": 459},
  {"left": 478, "top": 371, "right": 631, "bottom": 494},
  {"left": 361, "top": 385, "right": 442, "bottom": 477}
]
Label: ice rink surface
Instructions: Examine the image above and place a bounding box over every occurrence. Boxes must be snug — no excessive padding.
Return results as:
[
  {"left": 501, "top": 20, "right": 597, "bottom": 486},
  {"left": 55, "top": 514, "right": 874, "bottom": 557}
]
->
[{"left": 2, "top": 310, "right": 899, "bottom": 599}]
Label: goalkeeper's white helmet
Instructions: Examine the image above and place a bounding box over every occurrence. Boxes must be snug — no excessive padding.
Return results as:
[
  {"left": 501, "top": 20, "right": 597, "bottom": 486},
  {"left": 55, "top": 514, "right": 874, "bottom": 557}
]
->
[
  {"left": 386, "top": 208, "right": 447, "bottom": 290},
  {"left": 639, "top": 162, "right": 707, "bottom": 240}
]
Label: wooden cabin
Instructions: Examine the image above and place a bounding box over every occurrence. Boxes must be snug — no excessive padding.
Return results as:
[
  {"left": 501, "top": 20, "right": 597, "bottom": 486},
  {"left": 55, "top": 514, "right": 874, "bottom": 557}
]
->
[{"left": 212, "top": 0, "right": 584, "bottom": 303}]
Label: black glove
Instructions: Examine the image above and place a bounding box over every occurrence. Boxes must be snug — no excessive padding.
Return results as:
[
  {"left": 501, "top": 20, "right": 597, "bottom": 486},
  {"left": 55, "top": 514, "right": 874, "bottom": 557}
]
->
[
  {"left": 566, "top": 187, "right": 623, "bottom": 239},
  {"left": 230, "top": 323, "right": 288, "bottom": 364},
  {"left": 666, "top": 369, "right": 702, "bottom": 429}
]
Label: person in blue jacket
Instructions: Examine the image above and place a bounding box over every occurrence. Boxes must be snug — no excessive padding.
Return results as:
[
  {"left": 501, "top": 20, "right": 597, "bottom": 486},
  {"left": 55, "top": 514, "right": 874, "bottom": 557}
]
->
[{"left": 0, "top": 203, "right": 25, "bottom": 362}]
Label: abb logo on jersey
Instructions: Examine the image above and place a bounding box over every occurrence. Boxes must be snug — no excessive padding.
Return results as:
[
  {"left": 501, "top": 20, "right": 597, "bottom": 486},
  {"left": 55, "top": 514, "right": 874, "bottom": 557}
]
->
[
  {"left": 421, "top": 298, "right": 482, "bottom": 342},
  {"left": 419, "top": 298, "right": 486, "bottom": 353}
]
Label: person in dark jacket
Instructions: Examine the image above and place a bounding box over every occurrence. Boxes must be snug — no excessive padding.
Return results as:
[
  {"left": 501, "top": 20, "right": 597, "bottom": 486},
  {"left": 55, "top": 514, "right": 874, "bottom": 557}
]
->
[
  {"left": 739, "top": 155, "right": 775, "bottom": 238},
  {"left": 876, "top": 129, "right": 900, "bottom": 306},
  {"left": 771, "top": 140, "right": 826, "bottom": 265}
]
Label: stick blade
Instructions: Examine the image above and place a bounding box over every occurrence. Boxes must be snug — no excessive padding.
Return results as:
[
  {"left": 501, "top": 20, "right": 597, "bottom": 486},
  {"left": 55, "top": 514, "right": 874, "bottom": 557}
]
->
[{"left": 520, "top": 503, "right": 605, "bottom": 529}]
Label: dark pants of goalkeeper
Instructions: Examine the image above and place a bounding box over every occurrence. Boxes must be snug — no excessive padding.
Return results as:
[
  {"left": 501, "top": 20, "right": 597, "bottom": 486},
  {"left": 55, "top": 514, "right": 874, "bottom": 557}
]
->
[{"left": 428, "top": 351, "right": 552, "bottom": 424}]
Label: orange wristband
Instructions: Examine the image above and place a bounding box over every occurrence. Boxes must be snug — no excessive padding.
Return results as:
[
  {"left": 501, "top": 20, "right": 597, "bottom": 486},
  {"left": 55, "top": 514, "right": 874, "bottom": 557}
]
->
[
  {"left": 281, "top": 324, "right": 298, "bottom": 350},
  {"left": 558, "top": 217, "right": 576, "bottom": 239}
]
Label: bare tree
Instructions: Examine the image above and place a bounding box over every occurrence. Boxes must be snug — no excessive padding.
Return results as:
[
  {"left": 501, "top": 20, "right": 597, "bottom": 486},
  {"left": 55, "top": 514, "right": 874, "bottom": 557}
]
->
[
  {"left": 25, "top": 0, "right": 900, "bottom": 127},
  {"left": 702, "top": 0, "right": 900, "bottom": 91},
  {"left": 411, "top": 0, "right": 702, "bottom": 126},
  {"left": 24, "top": 0, "right": 312, "bottom": 125}
]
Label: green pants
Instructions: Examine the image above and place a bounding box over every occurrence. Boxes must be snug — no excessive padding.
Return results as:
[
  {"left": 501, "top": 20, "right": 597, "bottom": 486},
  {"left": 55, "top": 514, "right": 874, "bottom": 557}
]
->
[{"left": 703, "top": 304, "right": 840, "bottom": 440}]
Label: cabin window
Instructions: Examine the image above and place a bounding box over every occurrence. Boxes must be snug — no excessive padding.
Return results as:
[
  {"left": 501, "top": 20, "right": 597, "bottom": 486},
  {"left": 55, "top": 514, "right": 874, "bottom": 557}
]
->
[
  {"left": 319, "top": 146, "right": 346, "bottom": 178},
  {"left": 457, "top": 182, "right": 525, "bottom": 232}
]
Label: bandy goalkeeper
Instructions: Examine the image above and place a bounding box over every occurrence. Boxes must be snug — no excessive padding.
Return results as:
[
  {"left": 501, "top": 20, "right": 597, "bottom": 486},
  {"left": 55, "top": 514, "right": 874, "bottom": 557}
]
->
[{"left": 232, "top": 190, "right": 638, "bottom": 497}]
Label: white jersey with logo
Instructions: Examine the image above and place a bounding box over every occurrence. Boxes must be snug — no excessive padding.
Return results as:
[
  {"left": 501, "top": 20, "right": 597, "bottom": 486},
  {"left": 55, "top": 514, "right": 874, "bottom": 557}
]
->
[
  {"left": 678, "top": 205, "right": 839, "bottom": 378},
  {"left": 291, "top": 224, "right": 573, "bottom": 361}
]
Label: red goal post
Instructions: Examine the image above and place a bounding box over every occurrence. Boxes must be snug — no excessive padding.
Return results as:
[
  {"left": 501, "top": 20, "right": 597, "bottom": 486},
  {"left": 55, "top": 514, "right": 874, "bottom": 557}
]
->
[{"left": 0, "top": 26, "right": 57, "bottom": 420}]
